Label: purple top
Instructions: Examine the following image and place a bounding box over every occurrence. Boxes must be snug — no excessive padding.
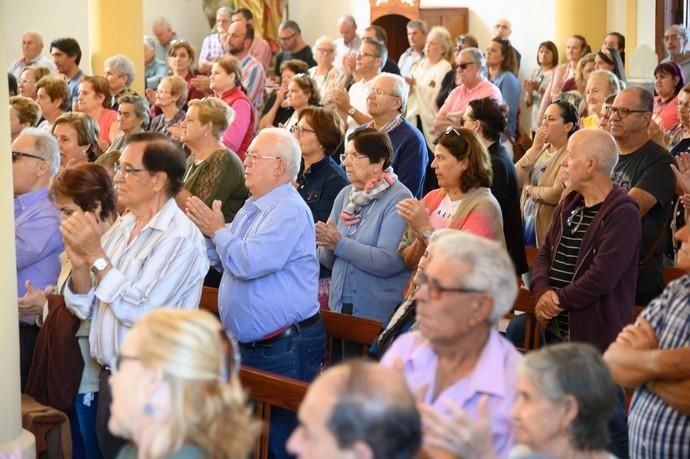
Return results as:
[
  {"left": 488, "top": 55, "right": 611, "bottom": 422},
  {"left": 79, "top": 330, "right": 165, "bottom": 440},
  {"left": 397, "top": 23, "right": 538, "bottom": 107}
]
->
[
  {"left": 15, "top": 188, "right": 63, "bottom": 320},
  {"left": 381, "top": 329, "right": 521, "bottom": 459}
]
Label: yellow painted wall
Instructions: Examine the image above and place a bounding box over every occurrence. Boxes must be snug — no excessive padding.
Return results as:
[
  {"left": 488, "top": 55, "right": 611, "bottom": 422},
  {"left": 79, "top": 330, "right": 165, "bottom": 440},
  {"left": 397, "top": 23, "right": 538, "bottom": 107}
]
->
[
  {"left": 88, "top": 0, "right": 145, "bottom": 95},
  {"left": 554, "top": 0, "right": 607, "bottom": 61}
]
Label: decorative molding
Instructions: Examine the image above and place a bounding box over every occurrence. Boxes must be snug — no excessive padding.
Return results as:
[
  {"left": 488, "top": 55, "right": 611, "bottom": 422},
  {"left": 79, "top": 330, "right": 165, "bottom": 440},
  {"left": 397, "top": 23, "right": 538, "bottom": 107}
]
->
[{"left": 370, "top": 0, "right": 420, "bottom": 22}]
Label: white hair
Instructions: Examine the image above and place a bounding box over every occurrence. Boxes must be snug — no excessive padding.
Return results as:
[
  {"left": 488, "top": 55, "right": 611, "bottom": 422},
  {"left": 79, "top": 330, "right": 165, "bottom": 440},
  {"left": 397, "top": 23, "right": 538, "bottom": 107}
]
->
[
  {"left": 432, "top": 231, "right": 517, "bottom": 325},
  {"left": 19, "top": 127, "right": 60, "bottom": 175},
  {"left": 313, "top": 36, "right": 336, "bottom": 52},
  {"left": 104, "top": 54, "right": 136, "bottom": 87},
  {"left": 373, "top": 72, "right": 409, "bottom": 113},
  {"left": 261, "top": 128, "right": 301, "bottom": 181}
]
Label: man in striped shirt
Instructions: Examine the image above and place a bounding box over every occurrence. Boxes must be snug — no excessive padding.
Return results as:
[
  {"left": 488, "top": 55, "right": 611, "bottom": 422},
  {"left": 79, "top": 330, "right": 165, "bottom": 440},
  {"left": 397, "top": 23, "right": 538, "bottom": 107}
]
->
[
  {"left": 62, "top": 132, "right": 209, "bottom": 456},
  {"left": 605, "top": 224, "right": 690, "bottom": 458},
  {"left": 227, "top": 20, "right": 265, "bottom": 113}
]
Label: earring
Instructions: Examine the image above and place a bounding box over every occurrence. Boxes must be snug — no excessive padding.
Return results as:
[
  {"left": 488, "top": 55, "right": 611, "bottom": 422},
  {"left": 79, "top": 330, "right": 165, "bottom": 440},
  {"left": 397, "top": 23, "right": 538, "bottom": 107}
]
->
[{"left": 144, "top": 402, "right": 154, "bottom": 415}]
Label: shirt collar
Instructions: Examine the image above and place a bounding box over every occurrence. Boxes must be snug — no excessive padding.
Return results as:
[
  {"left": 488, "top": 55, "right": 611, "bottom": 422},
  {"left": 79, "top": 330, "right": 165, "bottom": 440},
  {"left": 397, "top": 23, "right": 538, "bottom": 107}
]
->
[
  {"left": 249, "top": 182, "right": 294, "bottom": 211},
  {"left": 409, "top": 329, "right": 516, "bottom": 402},
  {"left": 370, "top": 114, "right": 403, "bottom": 133},
  {"left": 14, "top": 187, "right": 50, "bottom": 217},
  {"left": 118, "top": 197, "right": 179, "bottom": 234}
]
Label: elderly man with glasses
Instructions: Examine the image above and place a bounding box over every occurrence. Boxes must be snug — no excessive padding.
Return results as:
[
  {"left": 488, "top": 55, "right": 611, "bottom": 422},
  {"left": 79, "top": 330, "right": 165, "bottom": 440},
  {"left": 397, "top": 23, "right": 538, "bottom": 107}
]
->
[
  {"left": 364, "top": 72, "right": 428, "bottom": 198},
  {"left": 381, "top": 230, "right": 521, "bottom": 459},
  {"left": 609, "top": 87, "right": 676, "bottom": 306},
  {"left": 432, "top": 47, "right": 503, "bottom": 135},
  {"left": 185, "top": 128, "right": 325, "bottom": 459},
  {"left": 61, "top": 132, "right": 209, "bottom": 456},
  {"left": 12, "top": 128, "right": 63, "bottom": 390},
  {"left": 662, "top": 24, "right": 690, "bottom": 81}
]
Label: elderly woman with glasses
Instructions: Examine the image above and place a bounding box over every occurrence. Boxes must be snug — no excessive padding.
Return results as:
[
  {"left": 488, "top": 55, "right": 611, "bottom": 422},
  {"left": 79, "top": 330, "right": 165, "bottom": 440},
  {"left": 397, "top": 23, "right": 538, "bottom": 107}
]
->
[
  {"left": 309, "top": 36, "right": 345, "bottom": 106},
  {"left": 517, "top": 100, "right": 579, "bottom": 247},
  {"left": 107, "top": 95, "right": 150, "bottom": 153},
  {"left": 149, "top": 76, "right": 187, "bottom": 138},
  {"left": 316, "top": 128, "right": 411, "bottom": 322},
  {"left": 109, "top": 309, "right": 259, "bottom": 459},
  {"left": 396, "top": 126, "right": 504, "bottom": 269}
]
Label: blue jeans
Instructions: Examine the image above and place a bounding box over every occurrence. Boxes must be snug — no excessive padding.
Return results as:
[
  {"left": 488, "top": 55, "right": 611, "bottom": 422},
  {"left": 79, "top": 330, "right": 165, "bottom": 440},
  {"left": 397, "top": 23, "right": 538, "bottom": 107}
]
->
[
  {"left": 240, "top": 318, "right": 326, "bottom": 459},
  {"left": 69, "top": 392, "right": 102, "bottom": 459}
]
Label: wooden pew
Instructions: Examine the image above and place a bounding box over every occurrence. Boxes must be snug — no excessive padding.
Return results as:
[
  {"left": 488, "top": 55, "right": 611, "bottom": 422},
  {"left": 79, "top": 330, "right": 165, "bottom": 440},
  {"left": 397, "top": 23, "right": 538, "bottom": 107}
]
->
[
  {"left": 321, "top": 310, "right": 382, "bottom": 358},
  {"left": 239, "top": 366, "right": 308, "bottom": 459},
  {"left": 511, "top": 287, "right": 541, "bottom": 353},
  {"left": 199, "top": 286, "right": 219, "bottom": 315}
]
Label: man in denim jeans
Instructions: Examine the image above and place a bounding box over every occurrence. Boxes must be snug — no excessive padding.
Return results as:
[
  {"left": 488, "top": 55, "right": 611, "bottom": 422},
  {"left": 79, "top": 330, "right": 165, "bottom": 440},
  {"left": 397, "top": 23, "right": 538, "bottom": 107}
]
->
[{"left": 186, "top": 128, "right": 325, "bottom": 459}]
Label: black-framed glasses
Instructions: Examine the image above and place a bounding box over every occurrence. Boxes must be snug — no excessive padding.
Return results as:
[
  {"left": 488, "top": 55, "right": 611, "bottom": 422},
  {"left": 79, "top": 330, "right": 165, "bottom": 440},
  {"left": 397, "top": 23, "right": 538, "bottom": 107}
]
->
[
  {"left": 605, "top": 106, "right": 648, "bottom": 119},
  {"left": 458, "top": 61, "right": 475, "bottom": 70},
  {"left": 113, "top": 162, "right": 146, "bottom": 177},
  {"left": 112, "top": 354, "right": 140, "bottom": 373},
  {"left": 416, "top": 272, "right": 484, "bottom": 301},
  {"left": 279, "top": 31, "right": 297, "bottom": 42},
  {"left": 12, "top": 151, "right": 45, "bottom": 162},
  {"left": 290, "top": 124, "right": 316, "bottom": 136}
]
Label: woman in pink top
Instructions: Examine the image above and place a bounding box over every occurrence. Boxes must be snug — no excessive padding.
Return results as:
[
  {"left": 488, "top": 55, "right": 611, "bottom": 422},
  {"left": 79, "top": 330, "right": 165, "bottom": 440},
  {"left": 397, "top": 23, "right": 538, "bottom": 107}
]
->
[
  {"left": 76, "top": 75, "right": 118, "bottom": 149},
  {"left": 653, "top": 61, "right": 685, "bottom": 135},
  {"left": 396, "top": 127, "right": 504, "bottom": 269},
  {"left": 210, "top": 55, "right": 254, "bottom": 159}
]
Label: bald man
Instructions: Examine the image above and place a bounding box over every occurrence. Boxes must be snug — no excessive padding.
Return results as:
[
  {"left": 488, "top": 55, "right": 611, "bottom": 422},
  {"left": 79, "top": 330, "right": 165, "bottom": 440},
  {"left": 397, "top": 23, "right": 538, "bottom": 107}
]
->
[
  {"left": 8, "top": 31, "right": 55, "bottom": 79},
  {"left": 334, "top": 15, "right": 361, "bottom": 70},
  {"left": 287, "top": 360, "right": 422, "bottom": 459},
  {"left": 493, "top": 18, "right": 521, "bottom": 69},
  {"left": 515, "top": 129, "right": 640, "bottom": 352}
]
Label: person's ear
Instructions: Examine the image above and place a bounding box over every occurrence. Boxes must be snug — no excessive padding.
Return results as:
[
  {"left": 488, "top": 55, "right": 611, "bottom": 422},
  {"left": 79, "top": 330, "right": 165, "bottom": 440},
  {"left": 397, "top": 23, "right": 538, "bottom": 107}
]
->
[
  {"left": 469, "top": 294, "right": 494, "bottom": 327},
  {"left": 151, "top": 171, "right": 167, "bottom": 193},
  {"left": 559, "top": 394, "right": 579, "bottom": 430},
  {"left": 350, "top": 440, "right": 374, "bottom": 459}
]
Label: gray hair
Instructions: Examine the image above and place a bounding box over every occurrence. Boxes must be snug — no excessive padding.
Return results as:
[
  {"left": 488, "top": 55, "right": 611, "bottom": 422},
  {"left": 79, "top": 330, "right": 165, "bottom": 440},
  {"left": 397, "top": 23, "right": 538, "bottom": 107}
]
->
[
  {"left": 20, "top": 127, "right": 60, "bottom": 175},
  {"left": 406, "top": 20, "right": 428, "bottom": 34},
  {"left": 104, "top": 54, "right": 136, "bottom": 87},
  {"left": 118, "top": 95, "right": 150, "bottom": 126},
  {"left": 362, "top": 38, "right": 387, "bottom": 72},
  {"left": 153, "top": 17, "right": 172, "bottom": 30},
  {"left": 460, "top": 47, "right": 487, "bottom": 76},
  {"left": 313, "top": 36, "right": 336, "bottom": 53},
  {"left": 669, "top": 24, "right": 690, "bottom": 42},
  {"left": 588, "top": 70, "right": 622, "bottom": 97},
  {"left": 339, "top": 14, "right": 357, "bottom": 28},
  {"left": 432, "top": 231, "right": 517, "bottom": 325},
  {"left": 519, "top": 343, "right": 618, "bottom": 451},
  {"left": 216, "top": 6, "right": 232, "bottom": 17},
  {"left": 143, "top": 35, "right": 156, "bottom": 50},
  {"left": 373, "top": 72, "right": 409, "bottom": 113},
  {"left": 262, "top": 127, "right": 301, "bottom": 181}
]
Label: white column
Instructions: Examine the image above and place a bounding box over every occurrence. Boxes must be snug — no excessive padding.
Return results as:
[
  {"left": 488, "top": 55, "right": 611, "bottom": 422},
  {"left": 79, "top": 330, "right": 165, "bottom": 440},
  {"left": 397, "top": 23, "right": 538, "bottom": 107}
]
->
[{"left": 0, "top": 1, "right": 37, "bottom": 456}]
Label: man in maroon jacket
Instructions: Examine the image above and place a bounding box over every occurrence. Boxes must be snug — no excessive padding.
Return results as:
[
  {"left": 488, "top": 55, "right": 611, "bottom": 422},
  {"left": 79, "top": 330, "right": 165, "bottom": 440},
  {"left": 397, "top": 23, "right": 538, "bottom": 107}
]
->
[{"left": 529, "top": 128, "right": 640, "bottom": 352}]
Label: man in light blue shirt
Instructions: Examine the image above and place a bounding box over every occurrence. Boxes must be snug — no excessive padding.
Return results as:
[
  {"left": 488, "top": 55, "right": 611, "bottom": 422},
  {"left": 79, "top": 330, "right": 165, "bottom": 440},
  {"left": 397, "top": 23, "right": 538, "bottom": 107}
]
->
[{"left": 186, "top": 127, "right": 325, "bottom": 459}]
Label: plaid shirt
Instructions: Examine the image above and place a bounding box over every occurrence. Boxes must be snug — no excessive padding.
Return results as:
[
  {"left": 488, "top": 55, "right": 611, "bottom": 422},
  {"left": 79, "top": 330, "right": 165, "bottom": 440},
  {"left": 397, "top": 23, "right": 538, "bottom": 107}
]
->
[
  {"left": 628, "top": 275, "right": 690, "bottom": 458},
  {"left": 239, "top": 54, "right": 265, "bottom": 112},
  {"left": 199, "top": 33, "right": 227, "bottom": 64}
]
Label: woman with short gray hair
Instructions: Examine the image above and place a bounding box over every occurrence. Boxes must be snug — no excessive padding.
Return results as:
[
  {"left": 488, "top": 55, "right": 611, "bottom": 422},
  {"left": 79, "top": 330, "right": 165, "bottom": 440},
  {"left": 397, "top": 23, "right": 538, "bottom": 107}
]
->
[
  {"left": 309, "top": 36, "right": 345, "bottom": 106},
  {"left": 104, "top": 54, "right": 137, "bottom": 110},
  {"left": 106, "top": 95, "right": 150, "bottom": 153}
]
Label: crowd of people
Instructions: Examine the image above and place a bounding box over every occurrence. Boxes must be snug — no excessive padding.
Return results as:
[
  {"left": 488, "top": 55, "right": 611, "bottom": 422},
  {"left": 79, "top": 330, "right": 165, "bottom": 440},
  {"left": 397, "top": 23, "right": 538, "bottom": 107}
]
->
[{"left": 9, "top": 9, "right": 690, "bottom": 459}]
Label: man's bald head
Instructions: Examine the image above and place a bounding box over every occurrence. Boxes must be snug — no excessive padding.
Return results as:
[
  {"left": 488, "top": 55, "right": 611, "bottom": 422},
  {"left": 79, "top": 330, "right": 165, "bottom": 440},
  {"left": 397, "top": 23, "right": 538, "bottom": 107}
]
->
[
  {"left": 569, "top": 128, "right": 619, "bottom": 177},
  {"left": 22, "top": 31, "right": 44, "bottom": 60},
  {"left": 288, "top": 360, "right": 421, "bottom": 459},
  {"left": 494, "top": 18, "right": 513, "bottom": 39}
]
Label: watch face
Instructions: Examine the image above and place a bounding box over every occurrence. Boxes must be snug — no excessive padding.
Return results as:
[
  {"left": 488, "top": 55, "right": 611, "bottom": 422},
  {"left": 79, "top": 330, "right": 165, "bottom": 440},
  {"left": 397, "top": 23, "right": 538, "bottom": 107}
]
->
[{"left": 92, "top": 258, "right": 108, "bottom": 271}]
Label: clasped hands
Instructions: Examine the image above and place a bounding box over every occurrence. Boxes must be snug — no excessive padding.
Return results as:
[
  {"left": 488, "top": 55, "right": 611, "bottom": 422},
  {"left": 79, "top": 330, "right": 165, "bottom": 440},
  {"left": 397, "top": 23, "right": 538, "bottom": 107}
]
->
[
  {"left": 315, "top": 220, "right": 341, "bottom": 250},
  {"left": 534, "top": 289, "right": 563, "bottom": 324},
  {"left": 60, "top": 209, "right": 105, "bottom": 269}
]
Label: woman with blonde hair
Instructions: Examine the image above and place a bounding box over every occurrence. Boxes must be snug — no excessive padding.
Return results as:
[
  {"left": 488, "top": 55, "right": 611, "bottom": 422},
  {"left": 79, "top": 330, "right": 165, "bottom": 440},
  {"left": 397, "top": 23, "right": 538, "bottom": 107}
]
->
[
  {"left": 407, "top": 26, "right": 453, "bottom": 149},
  {"left": 110, "top": 309, "right": 259, "bottom": 459}
]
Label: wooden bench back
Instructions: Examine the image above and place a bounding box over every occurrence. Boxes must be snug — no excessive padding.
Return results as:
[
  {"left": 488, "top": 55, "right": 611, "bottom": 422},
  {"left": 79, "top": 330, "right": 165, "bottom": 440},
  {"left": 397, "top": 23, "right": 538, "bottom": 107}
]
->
[{"left": 321, "top": 310, "right": 382, "bottom": 358}]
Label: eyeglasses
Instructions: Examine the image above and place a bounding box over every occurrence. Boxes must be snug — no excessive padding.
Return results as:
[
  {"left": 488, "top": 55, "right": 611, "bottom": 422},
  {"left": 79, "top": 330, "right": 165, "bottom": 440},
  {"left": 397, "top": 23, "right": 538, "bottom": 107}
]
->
[
  {"left": 355, "top": 51, "right": 378, "bottom": 59},
  {"left": 444, "top": 125, "right": 463, "bottom": 136},
  {"left": 416, "top": 272, "right": 483, "bottom": 301},
  {"left": 367, "top": 87, "right": 398, "bottom": 97},
  {"left": 458, "top": 61, "right": 475, "bottom": 70},
  {"left": 460, "top": 117, "right": 475, "bottom": 127},
  {"left": 316, "top": 48, "right": 334, "bottom": 54},
  {"left": 339, "top": 152, "right": 368, "bottom": 163},
  {"left": 112, "top": 354, "right": 139, "bottom": 373},
  {"left": 566, "top": 206, "right": 585, "bottom": 234},
  {"left": 664, "top": 34, "right": 683, "bottom": 42},
  {"left": 605, "top": 106, "right": 649, "bottom": 119},
  {"left": 113, "top": 162, "right": 146, "bottom": 177},
  {"left": 245, "top": 152, "right": 282, "bottom": 164},
  {"left": 279, "top": 31, "right": 297, "bottom": 42},
  {"left": 12, "top": 151, "right": 46, "bottom": 162},
  {"left": 290, "top": 124, "right": 316, "bottom": 136}
]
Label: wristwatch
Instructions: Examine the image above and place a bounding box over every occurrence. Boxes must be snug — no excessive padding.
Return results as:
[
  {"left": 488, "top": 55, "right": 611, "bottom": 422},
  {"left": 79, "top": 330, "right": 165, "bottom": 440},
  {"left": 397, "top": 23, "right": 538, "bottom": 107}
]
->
[
  {"left": 91, "top": 257, "right": 109, "bottom": 274},
  {"left": 347, "top": 106, "right": 356, "bottom": 116},
  {"left": 422, "top": 229, "right": 434, "bottom": 243}
]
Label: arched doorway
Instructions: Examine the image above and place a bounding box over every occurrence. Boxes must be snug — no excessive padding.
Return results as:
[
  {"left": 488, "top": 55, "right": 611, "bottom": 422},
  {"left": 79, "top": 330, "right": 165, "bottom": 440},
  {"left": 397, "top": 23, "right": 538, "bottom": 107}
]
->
[{"left": 373, "top": 14, "right": 410, "bottom": 61}]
